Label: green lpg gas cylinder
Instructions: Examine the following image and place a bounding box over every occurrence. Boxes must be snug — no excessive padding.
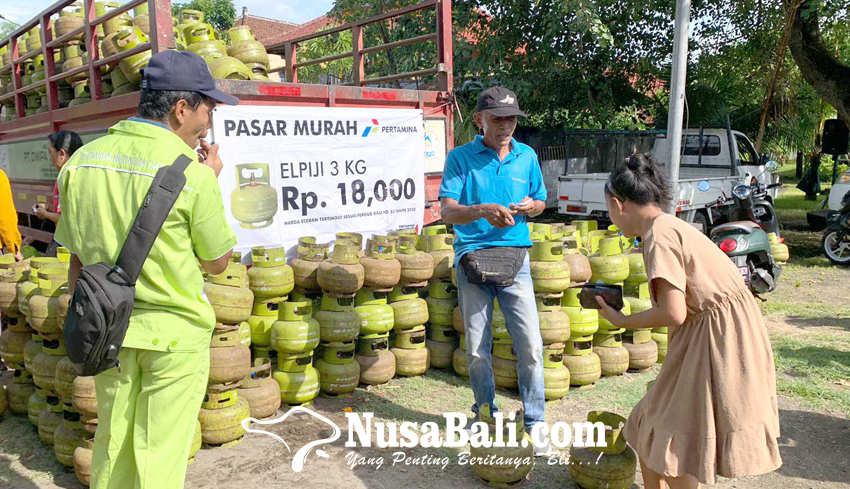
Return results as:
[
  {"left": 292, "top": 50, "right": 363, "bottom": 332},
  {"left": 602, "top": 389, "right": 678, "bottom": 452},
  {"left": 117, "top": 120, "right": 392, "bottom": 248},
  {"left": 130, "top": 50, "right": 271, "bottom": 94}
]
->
[
  {"left": 354, "top": 288, "right": 394, "bottom": 335},
  {"left": 315, "top": 294, "right": 360, "bottom": 342},
  {"left": 561, "top": 287, "right": 599, "bottom": 337},
  {"left": 388, "top": 284, "right": 429, "bottom": 331},
  {"left": 529, "top": 241, "right": 571, "bottom": 293},
  {"left": 248, "top": 246, "right": 294, "bottom": 298},
  {"left": 248, "top": 297, "right": 285, "bottom": 347},
  {"left": 270, "top": 301, "right": 320, "bottom": 354}
]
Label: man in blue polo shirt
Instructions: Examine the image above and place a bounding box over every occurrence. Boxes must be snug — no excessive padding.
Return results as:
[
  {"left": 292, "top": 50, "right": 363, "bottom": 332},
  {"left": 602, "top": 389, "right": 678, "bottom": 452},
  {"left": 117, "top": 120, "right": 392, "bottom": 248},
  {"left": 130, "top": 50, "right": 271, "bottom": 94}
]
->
[{"left": 439, "top": 86, "right": 549, "bottom": 455}]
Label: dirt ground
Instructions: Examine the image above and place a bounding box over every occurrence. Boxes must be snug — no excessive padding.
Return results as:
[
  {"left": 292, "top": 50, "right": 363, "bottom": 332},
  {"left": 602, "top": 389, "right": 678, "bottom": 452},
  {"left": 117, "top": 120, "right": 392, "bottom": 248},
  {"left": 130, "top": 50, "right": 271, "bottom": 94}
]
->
[
  {"left": 1, "top": 314, "right": 849, "bottom": 489},
  {"left": 3, "top": 185, "right": 849, "bottom": 489}
]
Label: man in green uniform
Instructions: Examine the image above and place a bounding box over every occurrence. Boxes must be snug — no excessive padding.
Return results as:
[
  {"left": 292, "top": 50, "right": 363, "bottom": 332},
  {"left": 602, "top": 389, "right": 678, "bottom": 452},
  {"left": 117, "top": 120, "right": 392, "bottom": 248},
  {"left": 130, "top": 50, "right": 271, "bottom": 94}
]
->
[{"left": 54, "top": 51, "right": 239, "bottom": 489}]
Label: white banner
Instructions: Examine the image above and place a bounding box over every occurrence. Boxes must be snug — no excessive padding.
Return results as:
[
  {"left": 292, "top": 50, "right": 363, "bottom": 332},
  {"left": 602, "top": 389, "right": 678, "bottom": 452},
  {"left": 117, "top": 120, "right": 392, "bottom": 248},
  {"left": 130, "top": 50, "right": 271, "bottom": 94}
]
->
[{"left": 212, "top": 106, "right": 425, "bottom": 259}]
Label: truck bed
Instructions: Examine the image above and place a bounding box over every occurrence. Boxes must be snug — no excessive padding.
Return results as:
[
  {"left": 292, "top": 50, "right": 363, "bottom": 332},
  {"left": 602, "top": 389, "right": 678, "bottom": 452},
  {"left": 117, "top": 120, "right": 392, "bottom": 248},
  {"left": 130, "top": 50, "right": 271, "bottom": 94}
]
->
[
  {"left": 557, "top": 173, "right": 740, "bottom": 217},
  {"left": 0, "top": 0, "right": 455, "bottom": 243}
]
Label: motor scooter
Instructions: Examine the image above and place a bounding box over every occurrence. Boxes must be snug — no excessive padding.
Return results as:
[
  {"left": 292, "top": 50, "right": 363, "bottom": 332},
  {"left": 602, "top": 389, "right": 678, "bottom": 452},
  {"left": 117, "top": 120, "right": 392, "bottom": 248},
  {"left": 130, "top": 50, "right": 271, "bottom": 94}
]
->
[
  {"left": 822, "top": 189, "right": 850, "bottom": 265},
  {"left": 698, "top": 161, "right": 783, "bottom": 294}
]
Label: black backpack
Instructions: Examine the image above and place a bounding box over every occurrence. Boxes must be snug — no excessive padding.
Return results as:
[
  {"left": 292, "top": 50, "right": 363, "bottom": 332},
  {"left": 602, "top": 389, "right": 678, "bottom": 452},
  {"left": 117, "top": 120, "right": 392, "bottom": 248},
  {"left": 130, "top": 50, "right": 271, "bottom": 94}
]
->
[{"left": 64, "top": 155, "right": 192, "bottom": 376}]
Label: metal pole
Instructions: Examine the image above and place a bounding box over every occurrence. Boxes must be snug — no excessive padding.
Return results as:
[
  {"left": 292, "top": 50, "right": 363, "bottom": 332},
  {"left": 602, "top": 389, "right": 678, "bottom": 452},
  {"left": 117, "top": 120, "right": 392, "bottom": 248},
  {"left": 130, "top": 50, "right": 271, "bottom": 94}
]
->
[
  {"left": 832, "top": 153, "right": 839, "bottom": 184},
  {"left": 664, "top": 0, "right": 692, "bottom": 214}
]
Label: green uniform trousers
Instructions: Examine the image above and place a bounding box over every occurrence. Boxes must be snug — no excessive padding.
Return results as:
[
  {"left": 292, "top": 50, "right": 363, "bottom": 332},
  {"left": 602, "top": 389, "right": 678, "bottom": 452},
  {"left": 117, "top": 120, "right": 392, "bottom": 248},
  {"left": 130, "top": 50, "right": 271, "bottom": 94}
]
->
[{"left": 92, "top": 346, "right": 209, "bottom": 489}]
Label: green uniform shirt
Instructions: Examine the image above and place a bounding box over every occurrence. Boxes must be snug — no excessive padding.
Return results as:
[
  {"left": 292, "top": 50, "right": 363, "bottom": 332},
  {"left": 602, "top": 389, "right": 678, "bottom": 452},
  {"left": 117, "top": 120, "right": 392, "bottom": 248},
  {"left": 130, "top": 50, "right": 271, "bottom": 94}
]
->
[{"left": 54, "top": 119, "right": 237, "bottom": 352}]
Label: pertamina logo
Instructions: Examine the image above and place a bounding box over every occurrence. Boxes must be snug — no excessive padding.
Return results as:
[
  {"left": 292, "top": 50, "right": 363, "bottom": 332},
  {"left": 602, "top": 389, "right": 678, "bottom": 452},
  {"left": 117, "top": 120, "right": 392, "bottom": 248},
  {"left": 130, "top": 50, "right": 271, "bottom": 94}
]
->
[
  {"left": 362, "top": 118, "right": 419, "bottom": 137},
  {"left": 362, "top": 119, "right": 380, "bottom": 137}
]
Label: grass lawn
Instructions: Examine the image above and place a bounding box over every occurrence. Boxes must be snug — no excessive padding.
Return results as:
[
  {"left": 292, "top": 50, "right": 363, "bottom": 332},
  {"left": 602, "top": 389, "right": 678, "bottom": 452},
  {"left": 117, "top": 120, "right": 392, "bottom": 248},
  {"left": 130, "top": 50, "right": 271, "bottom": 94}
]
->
[{"left": 761, "top": 171, "right": 850, "bottom": 416}]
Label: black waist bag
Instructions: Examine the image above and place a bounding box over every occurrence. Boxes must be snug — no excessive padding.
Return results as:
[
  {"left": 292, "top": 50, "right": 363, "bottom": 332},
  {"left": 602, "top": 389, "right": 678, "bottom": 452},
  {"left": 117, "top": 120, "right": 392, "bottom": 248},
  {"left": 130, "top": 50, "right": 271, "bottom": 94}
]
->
[
  {"left": 64, "top": 155, "right": 192, "bottom": 376},
  {"left": 460, "top": 246, "right": 527, "bottom": 287}
]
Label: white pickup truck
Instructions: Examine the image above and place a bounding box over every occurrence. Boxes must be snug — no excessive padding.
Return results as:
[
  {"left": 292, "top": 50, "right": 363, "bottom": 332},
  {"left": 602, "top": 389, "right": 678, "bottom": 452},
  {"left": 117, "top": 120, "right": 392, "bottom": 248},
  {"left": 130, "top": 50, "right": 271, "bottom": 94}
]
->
[{"left": 557, "top": 128, "right": 780, "bottom": 231}]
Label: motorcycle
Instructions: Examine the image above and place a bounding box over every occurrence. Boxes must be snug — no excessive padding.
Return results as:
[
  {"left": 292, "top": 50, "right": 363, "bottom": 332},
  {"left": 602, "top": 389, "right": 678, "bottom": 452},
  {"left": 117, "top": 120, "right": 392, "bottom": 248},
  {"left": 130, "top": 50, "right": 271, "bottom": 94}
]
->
[
  {"left": 698, "top": 161, "right": 783, "bottom": 295},
  {"left": 822, "top": 189, "right": 850, "bottom": 265}
]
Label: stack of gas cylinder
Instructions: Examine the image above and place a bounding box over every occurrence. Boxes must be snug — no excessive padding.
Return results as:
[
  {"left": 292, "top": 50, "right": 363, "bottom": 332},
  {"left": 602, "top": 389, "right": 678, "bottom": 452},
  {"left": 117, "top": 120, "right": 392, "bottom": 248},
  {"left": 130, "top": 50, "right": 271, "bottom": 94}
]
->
[
  {"left": 423, "top": 280, "right": 457, "bottom": 370},
  {"left": 529, "top": 224, "right": 573, "bottom": 400},
  {"left": 367, "top": 234, "right": 425, "bottom": 379},
  {"left": 309, "top": 235, "right": 360, "bottom": 397},
  {"left": 623, "top": 246, "right": 661, "bottom": 369},
  {"left": 585, "top": 224, "right": 632, "bottom": 378},
  {"left": 201, "top": 262, "right": 253, "bottom": 448},
  {"left": 553, "top": 224, "right": 601, "bottom": 391},
  {"left": 3, "top": 4, "right": 279, "bottom": 122},
  {"left": 451, "top": 287, "right": 468, "bottom": 377},
  {"left": 385, "top": 276, "right": 428, "bottom": 376},
  {"left": 0, "top": 44, "right": 14, "bottom": 121},
  {"left": 569, "top": 411, "right": 637, "bottom": 489},
  {"left": 247, "top": 245, "right": 321, "bottom": 409},
  {"left": 305, "top": 228, "right": 449, "bottom": 389},
  {"left": 353, "top": 284, "right": 397, "bottom": 386},
  {"left": 225, "top": 25, "right": 272, "bottom": 81},
  {"left": 1, "top": 1, "right": 154, "bottom": 120},
  {"left": 0, "top": 251, "right": 103, "bottom": 487},
  {"left": 316, "top": 234, "right": 378, "bottom": 389},
  {"left": 271, "top": 300, "right": 320, "bottom": 406},
  {"left": 420, "top": 226, "right": 456, "bottom": 371},
  {"left": 767, "top": 232, "right": 790, "bottom": 265},
  {"left": 174, "top": 10, "right": 270, "bottom": 81}
]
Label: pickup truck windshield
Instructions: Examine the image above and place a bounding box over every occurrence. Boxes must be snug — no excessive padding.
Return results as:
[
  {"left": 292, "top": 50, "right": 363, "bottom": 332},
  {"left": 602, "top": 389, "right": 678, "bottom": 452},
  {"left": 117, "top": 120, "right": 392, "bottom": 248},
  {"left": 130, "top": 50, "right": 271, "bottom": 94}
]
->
[
  {"left": 735, "top": 134, "right": 759, "bottom": 165},
  {"left": 683, "top": 135, "right": 721, "bottom": 156}
]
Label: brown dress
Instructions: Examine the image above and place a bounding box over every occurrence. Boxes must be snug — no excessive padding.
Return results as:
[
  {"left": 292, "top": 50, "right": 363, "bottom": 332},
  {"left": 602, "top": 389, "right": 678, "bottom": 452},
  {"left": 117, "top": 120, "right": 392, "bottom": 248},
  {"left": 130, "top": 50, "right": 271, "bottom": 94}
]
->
[{"left": 623, "top": 214, "right": 782, "bottom": 484}]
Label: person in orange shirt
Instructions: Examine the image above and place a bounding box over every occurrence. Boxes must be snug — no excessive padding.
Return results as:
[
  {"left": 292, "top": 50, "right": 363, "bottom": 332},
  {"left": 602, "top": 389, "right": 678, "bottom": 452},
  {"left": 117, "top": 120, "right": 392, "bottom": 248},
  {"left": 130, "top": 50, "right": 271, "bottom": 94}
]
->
[{"left": 0, "top": 167, "right": 23, "bottom": 261}]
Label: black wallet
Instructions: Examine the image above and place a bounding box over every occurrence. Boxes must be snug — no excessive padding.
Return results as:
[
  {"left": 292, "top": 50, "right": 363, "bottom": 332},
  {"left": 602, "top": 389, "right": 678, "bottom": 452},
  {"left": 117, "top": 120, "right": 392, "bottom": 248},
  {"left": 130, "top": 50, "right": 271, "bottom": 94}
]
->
[{"left": 460, "top": 247, "right": 527, "bottom": 287}]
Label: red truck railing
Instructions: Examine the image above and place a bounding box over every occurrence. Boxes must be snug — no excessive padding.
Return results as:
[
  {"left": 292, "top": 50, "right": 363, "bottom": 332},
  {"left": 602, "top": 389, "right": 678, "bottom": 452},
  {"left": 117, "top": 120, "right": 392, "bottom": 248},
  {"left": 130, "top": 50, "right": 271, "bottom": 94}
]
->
[
  {"left": 0, "top": 0, "right": 172, "bottom": 136},
  {"left": 0, "top": 0, "right": 453, "bottom": 240}
]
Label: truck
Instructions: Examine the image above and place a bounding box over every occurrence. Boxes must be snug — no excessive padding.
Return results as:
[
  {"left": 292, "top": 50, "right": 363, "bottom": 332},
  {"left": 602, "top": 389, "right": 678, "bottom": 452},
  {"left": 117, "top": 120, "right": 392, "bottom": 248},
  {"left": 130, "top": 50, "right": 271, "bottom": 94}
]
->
[
  {"left": 0, "top": 0, "right": 454, "bottom": 247},
  {"left": 556, "top": 126, "right": 780, "bottom": 231}
]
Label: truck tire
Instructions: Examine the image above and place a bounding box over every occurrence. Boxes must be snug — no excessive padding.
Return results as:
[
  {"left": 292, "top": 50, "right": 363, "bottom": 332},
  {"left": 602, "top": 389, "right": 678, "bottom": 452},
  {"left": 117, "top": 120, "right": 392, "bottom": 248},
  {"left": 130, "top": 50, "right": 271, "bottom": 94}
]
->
[{"left": 691, "top": 211, "right": 708, "bottom": 235}]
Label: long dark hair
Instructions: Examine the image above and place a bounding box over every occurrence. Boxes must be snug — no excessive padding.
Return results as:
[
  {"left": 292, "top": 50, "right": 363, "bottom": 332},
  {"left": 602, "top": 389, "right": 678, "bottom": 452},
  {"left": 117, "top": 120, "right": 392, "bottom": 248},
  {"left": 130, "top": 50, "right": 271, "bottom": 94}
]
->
[
  {"left": 47, "top": 131, "right": 83, "bottom": 156},
  {"left": 605, "top": 152, "right": 673, "bottom": 207}
]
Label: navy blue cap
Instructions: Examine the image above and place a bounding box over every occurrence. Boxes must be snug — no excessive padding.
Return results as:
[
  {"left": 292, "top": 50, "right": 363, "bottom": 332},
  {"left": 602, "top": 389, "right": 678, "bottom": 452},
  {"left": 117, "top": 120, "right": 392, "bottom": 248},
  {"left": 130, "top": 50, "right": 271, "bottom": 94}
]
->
[
  {"left": 476, "top": 86, "right": 526, "bottom": 117},
  {"left": 140, "top": 50, "right": 239, "bottom": 105}
]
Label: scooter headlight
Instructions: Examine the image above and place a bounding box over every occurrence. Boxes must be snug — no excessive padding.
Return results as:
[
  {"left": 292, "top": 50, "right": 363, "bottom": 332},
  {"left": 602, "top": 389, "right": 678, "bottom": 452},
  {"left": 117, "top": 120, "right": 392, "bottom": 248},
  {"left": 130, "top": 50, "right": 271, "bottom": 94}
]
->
[{"left": 732, "top": 184, "right": 751, "bottom": 199}]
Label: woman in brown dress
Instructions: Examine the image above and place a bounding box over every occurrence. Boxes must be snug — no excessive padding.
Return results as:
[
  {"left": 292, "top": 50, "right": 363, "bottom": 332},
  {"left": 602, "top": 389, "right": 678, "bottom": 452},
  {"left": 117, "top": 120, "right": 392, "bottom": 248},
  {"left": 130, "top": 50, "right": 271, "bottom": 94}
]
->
[{"left": 595, "top": 153, "right": 782, "bottom": 488}]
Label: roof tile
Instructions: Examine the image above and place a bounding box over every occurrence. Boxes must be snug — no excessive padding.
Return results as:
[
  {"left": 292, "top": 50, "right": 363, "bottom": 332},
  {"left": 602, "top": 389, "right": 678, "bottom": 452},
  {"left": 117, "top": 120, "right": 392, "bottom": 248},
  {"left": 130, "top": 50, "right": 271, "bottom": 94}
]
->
[{"left": 234, "top": 14, "right": 299, "bottom": 44}]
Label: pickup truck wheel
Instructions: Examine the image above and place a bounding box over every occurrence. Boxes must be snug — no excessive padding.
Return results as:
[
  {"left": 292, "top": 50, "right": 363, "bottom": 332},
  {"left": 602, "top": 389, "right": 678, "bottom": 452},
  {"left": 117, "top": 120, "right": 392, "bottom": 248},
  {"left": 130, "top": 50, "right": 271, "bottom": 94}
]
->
[{"left": 691, "top": 211, "right": 709, "bottom": 235}]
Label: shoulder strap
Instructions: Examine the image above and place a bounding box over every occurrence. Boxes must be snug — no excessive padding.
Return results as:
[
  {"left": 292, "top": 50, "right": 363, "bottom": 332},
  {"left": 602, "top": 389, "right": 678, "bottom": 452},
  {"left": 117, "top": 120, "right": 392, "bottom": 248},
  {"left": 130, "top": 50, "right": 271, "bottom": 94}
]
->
[{"left": 113, "top": 154, "right": 193, "bottom": 285}]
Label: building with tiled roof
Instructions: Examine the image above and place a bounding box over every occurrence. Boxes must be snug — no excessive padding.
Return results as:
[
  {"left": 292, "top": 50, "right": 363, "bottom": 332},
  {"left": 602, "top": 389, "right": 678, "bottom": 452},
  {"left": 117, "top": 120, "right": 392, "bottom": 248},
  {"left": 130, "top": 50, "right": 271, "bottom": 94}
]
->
[
  {"left": 265, "top": 14, "right": 333, "bottom": 50},
  {"left": 234, "top": 10, "right": 299, "bottom": 45}
]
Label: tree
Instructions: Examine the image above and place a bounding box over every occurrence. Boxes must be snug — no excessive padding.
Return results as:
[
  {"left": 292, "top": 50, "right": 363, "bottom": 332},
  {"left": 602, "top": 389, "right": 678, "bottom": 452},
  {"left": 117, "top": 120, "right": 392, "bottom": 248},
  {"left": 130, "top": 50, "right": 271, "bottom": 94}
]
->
[
  {"left": 1, "top": 21, "right": 18, "bottom": 40},
  {"left": 172, "top": 0, "right": 236, "bottom": 33},
  {"left": 330, "top": 0, "right": 443, "bottom": 88},
  {"left": 298, "top": 30, "right": 354, "bottom": 84},
  {"left": 323, "top": 0, "right": 846, "bottom": 151},
  {"left": 789, "top": 0, "right": 850, "bottom": 128}
]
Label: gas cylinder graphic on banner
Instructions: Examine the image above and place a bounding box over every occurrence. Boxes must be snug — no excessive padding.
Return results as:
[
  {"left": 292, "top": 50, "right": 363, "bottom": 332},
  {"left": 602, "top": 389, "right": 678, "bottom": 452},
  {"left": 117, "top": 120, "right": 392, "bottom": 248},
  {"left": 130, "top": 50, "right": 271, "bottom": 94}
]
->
[{"left": 231, "top": 164, "right": 278, "bottom": 230}]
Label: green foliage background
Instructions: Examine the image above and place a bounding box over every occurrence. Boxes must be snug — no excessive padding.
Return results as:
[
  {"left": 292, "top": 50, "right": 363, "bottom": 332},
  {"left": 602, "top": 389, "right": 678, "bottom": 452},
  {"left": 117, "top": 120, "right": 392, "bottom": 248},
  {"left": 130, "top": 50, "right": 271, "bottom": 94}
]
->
[
  {"left": 322, "top": 0, "right": 850, "bottom": 154},
  {"left": 172, "top": 0, "right": 237, "bottom": 33}
]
